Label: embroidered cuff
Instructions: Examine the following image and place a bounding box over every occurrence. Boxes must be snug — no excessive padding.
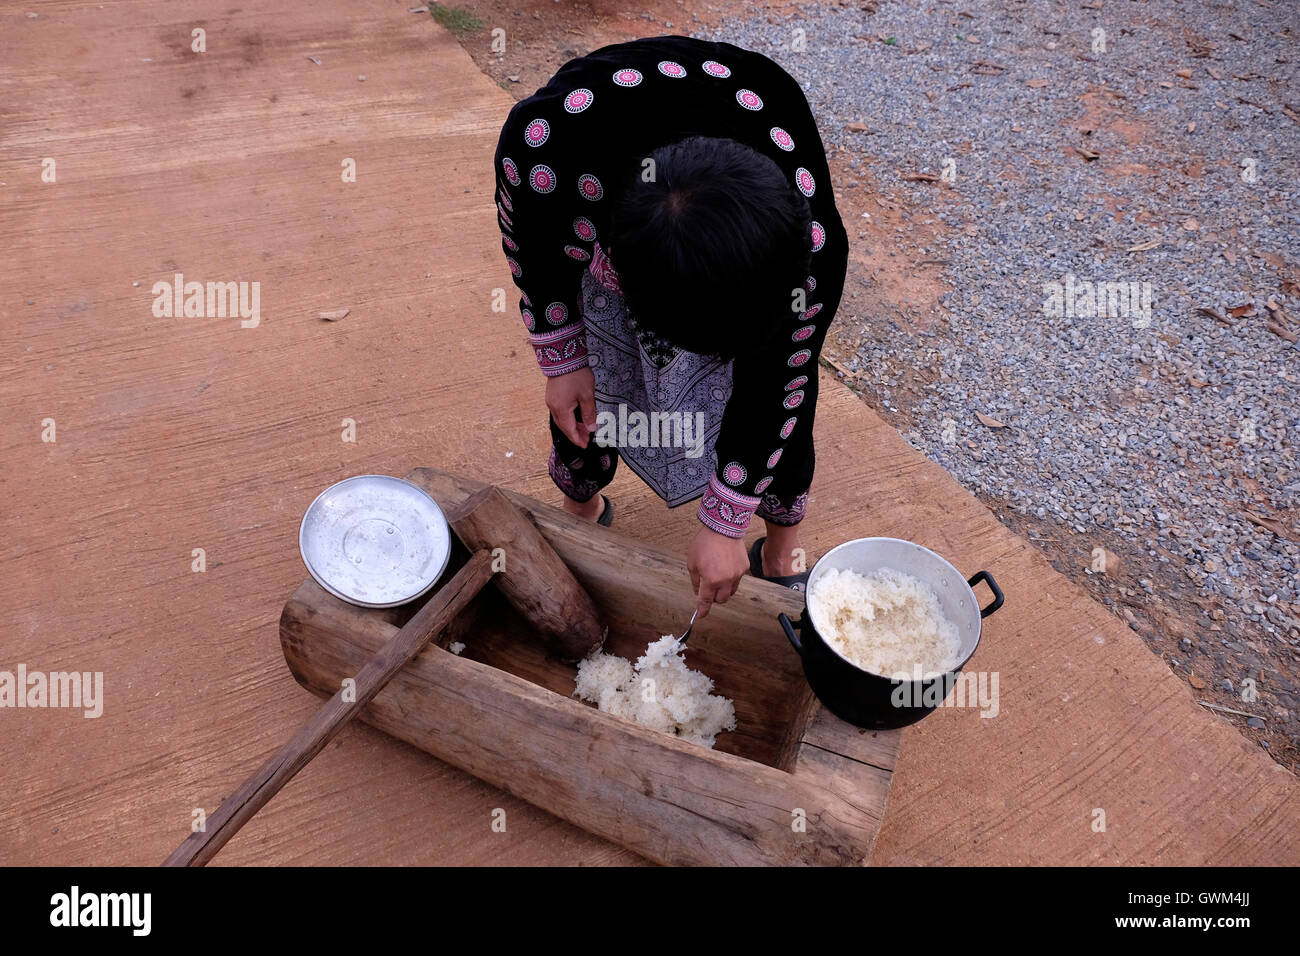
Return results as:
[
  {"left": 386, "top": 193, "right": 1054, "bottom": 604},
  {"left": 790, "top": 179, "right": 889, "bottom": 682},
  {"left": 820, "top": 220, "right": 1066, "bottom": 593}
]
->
[
  {"left": 530, "top": 324, "right": 590, "bottom": 377},
  {"left": 697, "top": 474, "right": 760, "bottom": 538},
  {"left": 756, "top": 491, "right": 809, "bottom": 526}
]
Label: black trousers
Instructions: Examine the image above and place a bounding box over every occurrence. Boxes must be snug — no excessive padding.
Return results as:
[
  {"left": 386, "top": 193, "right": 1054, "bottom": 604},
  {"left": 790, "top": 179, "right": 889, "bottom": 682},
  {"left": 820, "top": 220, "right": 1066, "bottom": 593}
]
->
[{"left": 546, "top": 408, "right": 816, "bottom": 526}]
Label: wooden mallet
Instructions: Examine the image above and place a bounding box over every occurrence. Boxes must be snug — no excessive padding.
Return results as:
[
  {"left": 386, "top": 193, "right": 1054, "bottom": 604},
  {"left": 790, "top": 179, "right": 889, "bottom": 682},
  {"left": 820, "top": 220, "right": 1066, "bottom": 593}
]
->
[{"left": 163, "top": 485, "right": 605, "bottom": 866}]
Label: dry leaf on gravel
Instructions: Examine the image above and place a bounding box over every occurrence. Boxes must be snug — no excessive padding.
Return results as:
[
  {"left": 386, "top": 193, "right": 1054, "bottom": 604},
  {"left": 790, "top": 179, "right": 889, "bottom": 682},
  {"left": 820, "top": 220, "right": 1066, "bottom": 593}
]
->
[
  {"left": 1244, "top": 511, "right": 1292, "bottom": 538},
  {"left": 1026, "top": 78, "right": 1049, "bottom": 88},
  {"left": 1073, "top": 146, "right": 1100, "bottom": 161},
  {"left": 1127, "top": 239, "right": 1161, "bottom": 252},
  {"left": 1196, "top": 306, "right": 1231, "bottom": 325},
  {"left": 1228, "top": 304, "right": 1257, "bottom": 318},
  {"left": 975, "top": 412, "right": 1007, "bottom": 429},
  {"left": 902, "top": 172, "right": 942, "bottom": 182},
  {"left": 1188, "top": 674, "right": 1207, "bottom": 690}
]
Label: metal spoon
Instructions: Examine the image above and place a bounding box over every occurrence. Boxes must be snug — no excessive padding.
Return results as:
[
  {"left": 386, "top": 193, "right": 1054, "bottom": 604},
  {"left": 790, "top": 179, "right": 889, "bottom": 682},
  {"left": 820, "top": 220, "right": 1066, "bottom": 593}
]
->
[{"left": 673, "top": 608, "right": 699, "bottom": 649}]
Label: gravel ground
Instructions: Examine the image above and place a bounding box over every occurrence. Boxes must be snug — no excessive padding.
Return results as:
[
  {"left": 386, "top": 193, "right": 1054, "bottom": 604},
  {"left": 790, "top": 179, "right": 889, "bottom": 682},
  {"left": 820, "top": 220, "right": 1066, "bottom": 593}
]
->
[{"left": 698, "top": 0, "right": 1300, "bottom": 765}]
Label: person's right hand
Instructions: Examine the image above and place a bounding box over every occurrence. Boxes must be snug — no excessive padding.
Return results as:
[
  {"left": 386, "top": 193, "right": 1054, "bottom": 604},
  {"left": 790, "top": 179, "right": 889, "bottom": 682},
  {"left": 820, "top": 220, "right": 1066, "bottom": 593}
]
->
[{"left": 546, "top": 366, "right": 598, "bottom": 448}]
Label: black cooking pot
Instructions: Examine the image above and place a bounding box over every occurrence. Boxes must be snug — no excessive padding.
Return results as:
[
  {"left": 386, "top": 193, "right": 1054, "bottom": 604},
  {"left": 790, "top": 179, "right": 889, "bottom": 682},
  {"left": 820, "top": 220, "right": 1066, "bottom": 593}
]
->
[{"left": 778, "top": 537, "right": 1003, "bottom": 729}]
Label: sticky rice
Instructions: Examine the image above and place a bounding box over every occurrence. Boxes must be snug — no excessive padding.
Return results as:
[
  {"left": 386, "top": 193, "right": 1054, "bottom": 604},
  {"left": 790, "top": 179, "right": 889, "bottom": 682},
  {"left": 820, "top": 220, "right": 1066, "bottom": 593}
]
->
[
  {"left": 808, "top": 566, "right": 962, "bottom": 679},
  {"left": 573, "top": 636, "right": 737, "bottom": 748}
]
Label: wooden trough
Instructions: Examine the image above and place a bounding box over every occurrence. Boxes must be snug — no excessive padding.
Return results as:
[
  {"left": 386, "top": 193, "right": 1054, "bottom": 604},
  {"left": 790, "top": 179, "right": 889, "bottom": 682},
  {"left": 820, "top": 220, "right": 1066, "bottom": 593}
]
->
[{"left": 279, "top": 466, "right": 901, "bottom": 865}]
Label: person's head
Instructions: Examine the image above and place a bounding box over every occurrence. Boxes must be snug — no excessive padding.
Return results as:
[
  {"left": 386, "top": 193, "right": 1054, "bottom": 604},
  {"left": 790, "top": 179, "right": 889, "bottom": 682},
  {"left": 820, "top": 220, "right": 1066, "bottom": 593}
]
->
[{"left": 606, "top": 135, "right": 812, "bottom": 360}]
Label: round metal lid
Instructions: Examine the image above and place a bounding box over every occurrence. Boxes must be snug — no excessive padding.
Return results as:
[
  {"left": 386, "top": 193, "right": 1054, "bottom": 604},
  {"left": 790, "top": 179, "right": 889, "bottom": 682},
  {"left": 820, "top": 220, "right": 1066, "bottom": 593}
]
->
[{"left": 298, "top": 475, "right": 451, "bottom": 608}]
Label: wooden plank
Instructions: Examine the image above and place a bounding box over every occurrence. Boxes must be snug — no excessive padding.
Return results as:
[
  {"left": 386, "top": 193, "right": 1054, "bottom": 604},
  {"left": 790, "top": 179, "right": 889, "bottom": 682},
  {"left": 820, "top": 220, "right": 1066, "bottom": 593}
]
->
[
  {"left": 280, "top": 583, "right": 882, "bottom": 866},
  {"left": 165, "top": 550, "right": 496, "bottom": 866},
  {"left": 801, "top": 705, "right": 903, "bottom": 773}
]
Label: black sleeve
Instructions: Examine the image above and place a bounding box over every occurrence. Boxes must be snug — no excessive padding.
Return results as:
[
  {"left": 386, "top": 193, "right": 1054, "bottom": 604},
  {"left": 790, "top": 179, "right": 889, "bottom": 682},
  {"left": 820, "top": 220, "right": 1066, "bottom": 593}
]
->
[{"left": 699, "top": 59, "right": 849, "bottom": 537}]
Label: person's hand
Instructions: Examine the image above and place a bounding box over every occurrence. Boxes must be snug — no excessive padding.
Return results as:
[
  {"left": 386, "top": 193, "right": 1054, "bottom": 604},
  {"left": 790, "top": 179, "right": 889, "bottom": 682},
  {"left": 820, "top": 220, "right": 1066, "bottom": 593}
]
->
[
  {"left": 546, "top": 367, "right": 597, "bottom": 448},
  {"left": 688, "top": 527, "right": 750, "bottom": 618}
]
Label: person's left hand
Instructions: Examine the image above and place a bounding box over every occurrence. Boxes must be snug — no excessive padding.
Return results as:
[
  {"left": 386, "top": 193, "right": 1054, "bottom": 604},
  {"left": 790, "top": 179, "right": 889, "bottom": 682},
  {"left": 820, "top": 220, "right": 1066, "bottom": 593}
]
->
[{"left": 688, "top": 527, "right": 750, "bottom": 618}]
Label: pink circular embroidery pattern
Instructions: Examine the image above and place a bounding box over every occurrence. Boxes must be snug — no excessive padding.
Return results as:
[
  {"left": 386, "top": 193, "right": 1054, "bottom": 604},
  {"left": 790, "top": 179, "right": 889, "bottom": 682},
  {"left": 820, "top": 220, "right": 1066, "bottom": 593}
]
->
[
  {"left": 573, "top": 216, "right": 597, "bottom": 241},
  {"left": 564, "top": 88, "right": 594, "bottom": 113},
  {"left": 702, "top": 60, "right": 731, "bottom": 78},
  {"left": 788, "top": 349, "right": 811, "bottom": 367},
  {"left": 577, "top": 173, "right": 603, "bottom": 201},
  {"left": 612, "top": 68, "right": 643, "bottom": 87},
  {"left": 783, "top": 390, "right": 805, "bottom": 410},
  {"left": 499, "top": 189, "right": 513, "bottom": 212},
  {"left": 501, "top": 234, "right": 518, "bottom": 251},
  {"left": 520, "top": 291, "right": 531, "bottom": 307},
  {"left": 723, "top": 462, "right": 747, "bottom": 486},
  {"left": 497, "top": 203, "right": 513, "bottom": 227},
  {"left": 754, "top": 476, "right": 773, "bottom": 494},
  {"left": 506, "top": 256, "right": 521, "bottom": 277},
  {"left": 524, "top": 118, "right": 550, "bottom": 147},
  {"left": 806, "top": 276, "right": 816, "bottom": 291},
  {"left": 810, "top": 221, "right": 825, "bottom": 251},
  {"left": 563, "top": 244, "right": 590, "bottom": 261},
  {"left": 780, "top": 417, "right": 798, "bottom": 439},
  {"left": 795, "top": 167, "right": 815, "bottom": 197},
  {"left": 793, "top": 325, "right": 816, "bottom": 341},
  {"left": 529, "top": 164, "right": 556, "bottom": 193},
  {"left": 786, "top": 375, "right": 808, "bottom": 391},
  {"left": 546, "top": 302, "right": 568, "bottom": 325},
  {"left": 770, "top": 127, "right": 795, "bottom": 151},
  {"left": 502, "top": 156, "right": 520, "bottom": 185},
  {"left": 736, "top": 88, "right": 763, "bottom": 110},
  {"left": 658, "top": 60, "right": 687, "bottom": 77},
  {"left": 802, "top": 303, "right": 822, "bottom": 320},
  {"left": 767, "top": 449, "right": 783, "bottom": 469},
  {"left": 522, "top": 308, "right": 535, "bottom": 330}
]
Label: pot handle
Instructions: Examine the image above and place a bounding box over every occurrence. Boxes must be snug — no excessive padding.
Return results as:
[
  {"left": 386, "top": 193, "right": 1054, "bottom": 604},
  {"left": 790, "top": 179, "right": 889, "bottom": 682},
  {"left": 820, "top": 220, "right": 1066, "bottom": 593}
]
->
[
  {"left": 778, "top": 612, "right": 803, "bottom": 655},
  {"left": 967, "top": 570, "right": 1004, "bottom": 618}
]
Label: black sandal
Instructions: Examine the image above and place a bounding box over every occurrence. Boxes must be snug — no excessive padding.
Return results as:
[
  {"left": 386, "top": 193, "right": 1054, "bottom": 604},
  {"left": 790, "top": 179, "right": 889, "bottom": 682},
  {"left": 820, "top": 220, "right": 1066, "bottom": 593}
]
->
[
  {"left": 748, "top": 536, "right": 810, "bottom": 591},
  {"left": 596, "top": 495, "right": 614, "bottom": 527}
]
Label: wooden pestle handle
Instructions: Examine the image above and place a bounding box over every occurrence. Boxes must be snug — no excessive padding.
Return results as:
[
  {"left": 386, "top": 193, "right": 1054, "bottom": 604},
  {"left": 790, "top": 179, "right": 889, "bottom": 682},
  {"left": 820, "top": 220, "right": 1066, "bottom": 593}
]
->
[{"left": 163, "top": 548, "right": 496, "bottom": 867}]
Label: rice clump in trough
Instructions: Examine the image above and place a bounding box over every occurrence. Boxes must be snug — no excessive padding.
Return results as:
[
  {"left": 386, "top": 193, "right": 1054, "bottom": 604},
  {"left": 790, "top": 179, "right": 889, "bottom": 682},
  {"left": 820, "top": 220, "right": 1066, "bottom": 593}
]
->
[
  {"left": 809, "top": 566, "right": 962, "bottom": 679},
  {"left": 573, "top": 636, "right": 737, "bottom": 748}
]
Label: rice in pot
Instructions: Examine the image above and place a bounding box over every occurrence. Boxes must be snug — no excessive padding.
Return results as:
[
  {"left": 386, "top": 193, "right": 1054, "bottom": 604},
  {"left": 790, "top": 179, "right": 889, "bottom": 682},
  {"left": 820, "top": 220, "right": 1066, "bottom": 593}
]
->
[{"left": 808, "top": 566, "right": 962, "bottom": 679}]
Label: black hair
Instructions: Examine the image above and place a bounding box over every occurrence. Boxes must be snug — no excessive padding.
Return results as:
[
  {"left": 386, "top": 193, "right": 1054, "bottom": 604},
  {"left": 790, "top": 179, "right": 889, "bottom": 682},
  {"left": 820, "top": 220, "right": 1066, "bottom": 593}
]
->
[{"left": 606, "top": 135, "right": 812, "bottom": 360}]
